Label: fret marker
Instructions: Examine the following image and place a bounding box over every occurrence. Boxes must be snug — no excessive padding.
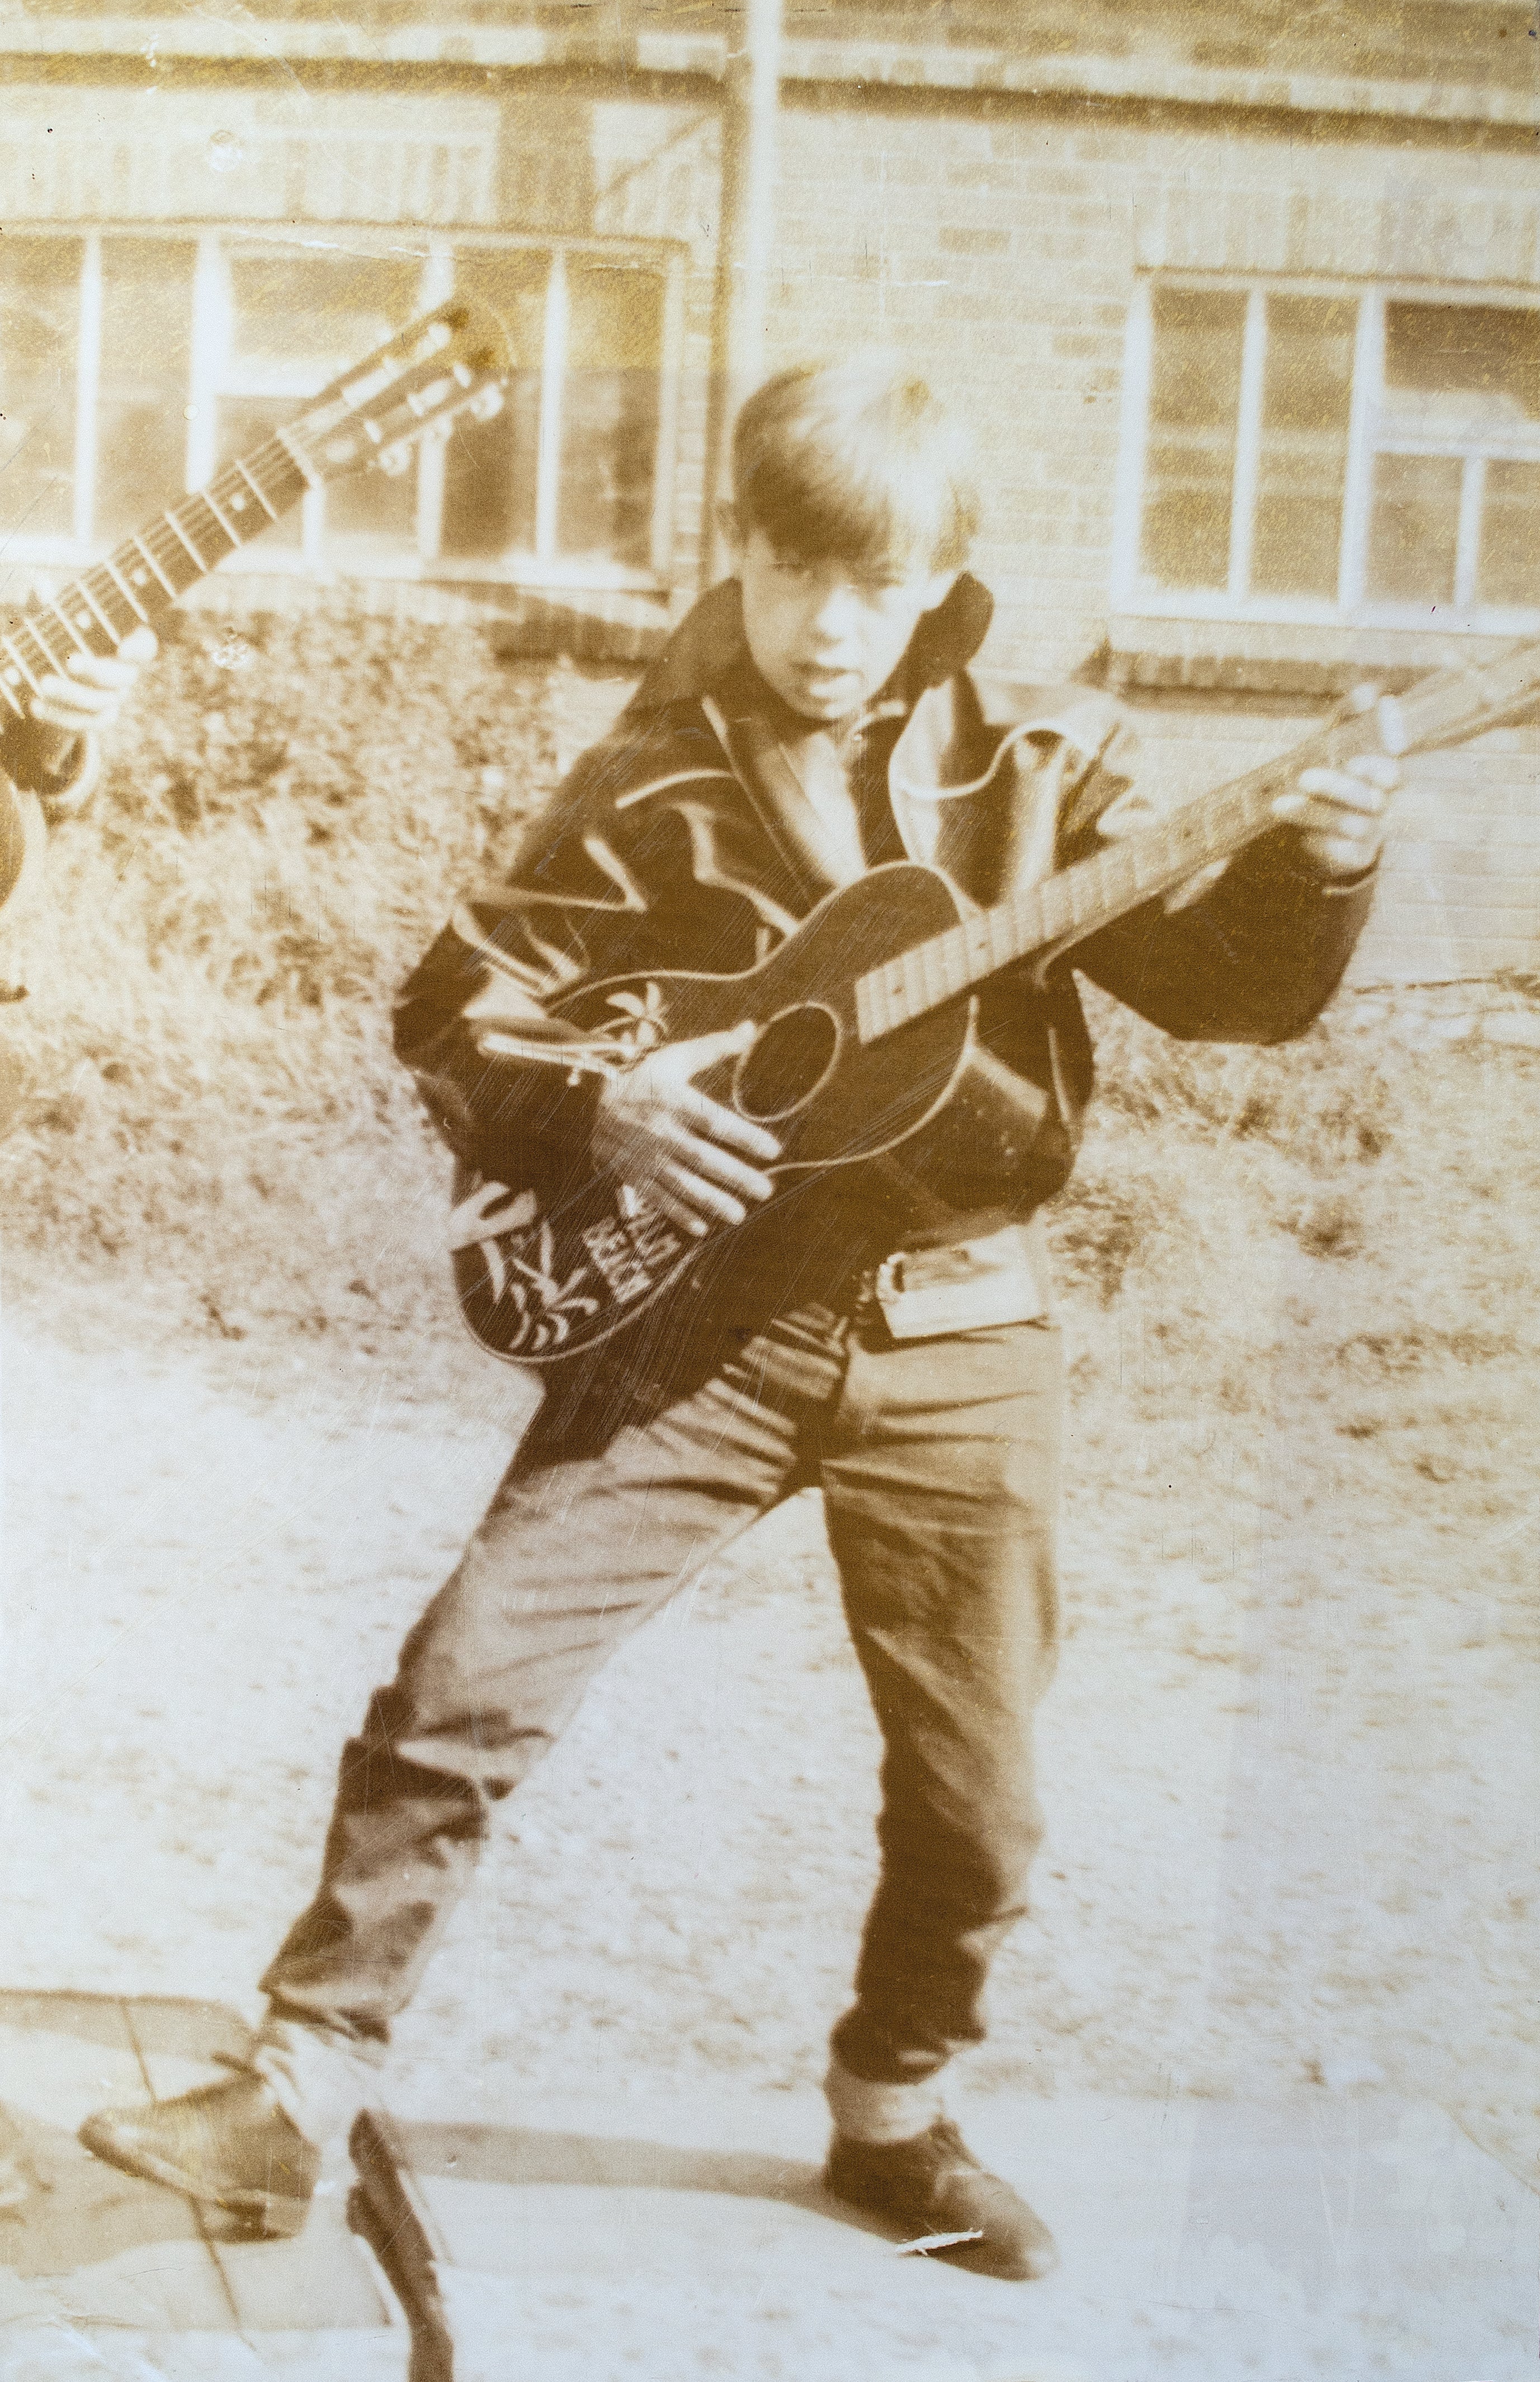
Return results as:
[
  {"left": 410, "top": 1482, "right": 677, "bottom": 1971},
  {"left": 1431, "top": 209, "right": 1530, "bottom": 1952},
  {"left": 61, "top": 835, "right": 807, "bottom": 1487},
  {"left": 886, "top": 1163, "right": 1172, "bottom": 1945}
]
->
[
  {"left": 131, "top": 569, "right": 148, "bottom": 585},
  {"left": 76, "top": 614, "right": 90, "bottom": 629},
  {"left": 3, "top": 668, "right": 19, "bottom": 686},
  {"left": 230, "top": 493, "right": 247, "bottom": 510}
]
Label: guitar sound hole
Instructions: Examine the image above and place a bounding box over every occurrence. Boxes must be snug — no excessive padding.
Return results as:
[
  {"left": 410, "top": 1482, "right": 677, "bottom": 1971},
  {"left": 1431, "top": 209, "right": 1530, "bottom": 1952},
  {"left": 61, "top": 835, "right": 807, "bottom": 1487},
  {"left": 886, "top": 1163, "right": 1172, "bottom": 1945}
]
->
[{"left": 734, "top": 1004, "right": 840, "bottom": 1122}]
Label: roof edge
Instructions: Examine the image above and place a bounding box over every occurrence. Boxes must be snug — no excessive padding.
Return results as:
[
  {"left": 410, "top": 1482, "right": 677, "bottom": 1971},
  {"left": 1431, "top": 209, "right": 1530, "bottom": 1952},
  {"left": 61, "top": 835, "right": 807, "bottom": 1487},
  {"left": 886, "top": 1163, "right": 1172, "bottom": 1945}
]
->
[{"left": 2, "top": 15, "right": 1536, "bottom": 132}]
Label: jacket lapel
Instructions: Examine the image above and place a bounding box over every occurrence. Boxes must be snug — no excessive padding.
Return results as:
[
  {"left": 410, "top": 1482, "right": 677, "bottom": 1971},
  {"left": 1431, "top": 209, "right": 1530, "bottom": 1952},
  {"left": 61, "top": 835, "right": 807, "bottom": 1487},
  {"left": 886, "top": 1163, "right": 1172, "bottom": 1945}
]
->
[
  {"left": 888, "top": 678, "right": 1135, "bottom": 908},
  {"left": 700, "top": 665, "right": 867, "bottom": 904}
]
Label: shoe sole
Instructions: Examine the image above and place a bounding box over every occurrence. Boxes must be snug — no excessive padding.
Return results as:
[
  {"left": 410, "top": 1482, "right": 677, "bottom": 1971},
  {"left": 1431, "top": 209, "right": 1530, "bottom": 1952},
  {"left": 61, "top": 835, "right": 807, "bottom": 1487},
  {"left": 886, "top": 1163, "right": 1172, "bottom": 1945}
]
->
[
  {"left": 78, "top": 2116, "right": 312, "bottom": 2240},
  {"left": 821, "top": 2166, "right": 1059, "bottom": 2284},
  {"left": 925, "top": 2233, "right": 1059, "bottom": 2283}
]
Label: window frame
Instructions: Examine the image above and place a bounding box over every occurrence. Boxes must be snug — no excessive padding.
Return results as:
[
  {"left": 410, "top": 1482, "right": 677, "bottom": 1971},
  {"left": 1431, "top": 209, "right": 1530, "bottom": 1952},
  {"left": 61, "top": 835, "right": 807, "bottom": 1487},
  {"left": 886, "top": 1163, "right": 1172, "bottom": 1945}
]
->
[
  {"left": 1111, "top": 272, "right": 1540, "bottom": 636},
  {"left": 0, "top": 220, "right": 688, "bottom": 593}
]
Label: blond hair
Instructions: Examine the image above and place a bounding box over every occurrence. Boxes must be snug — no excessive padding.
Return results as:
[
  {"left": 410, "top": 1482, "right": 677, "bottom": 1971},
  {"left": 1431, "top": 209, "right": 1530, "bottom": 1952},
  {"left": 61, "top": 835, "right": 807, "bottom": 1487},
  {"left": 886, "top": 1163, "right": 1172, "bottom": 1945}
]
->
[{"left": 731, "top": 358, "right": 980, "bottom": 574}]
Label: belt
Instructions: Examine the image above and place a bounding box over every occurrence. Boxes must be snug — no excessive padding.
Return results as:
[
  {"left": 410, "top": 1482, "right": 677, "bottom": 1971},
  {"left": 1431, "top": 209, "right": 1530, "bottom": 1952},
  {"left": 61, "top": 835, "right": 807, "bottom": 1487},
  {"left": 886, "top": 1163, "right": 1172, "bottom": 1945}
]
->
[{"left": 852, "top": 1216, "right": 1051, "bottom": 1341}]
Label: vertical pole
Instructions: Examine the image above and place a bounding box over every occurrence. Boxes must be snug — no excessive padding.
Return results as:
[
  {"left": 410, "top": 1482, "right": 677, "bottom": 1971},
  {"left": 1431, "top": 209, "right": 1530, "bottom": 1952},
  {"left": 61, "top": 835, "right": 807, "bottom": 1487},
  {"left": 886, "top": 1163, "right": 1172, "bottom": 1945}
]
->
[
  {"left": 73, "top": 235, "right": 103, "bottom": 548},
  {"left": 415, "top": 239, "right": 456, "bottom": 564},
  {"left": 703, "top": 0, "right": 783, "bottom": 586},
  {"left": 535, "top": 248, "right": 570, "bottom": 566}
]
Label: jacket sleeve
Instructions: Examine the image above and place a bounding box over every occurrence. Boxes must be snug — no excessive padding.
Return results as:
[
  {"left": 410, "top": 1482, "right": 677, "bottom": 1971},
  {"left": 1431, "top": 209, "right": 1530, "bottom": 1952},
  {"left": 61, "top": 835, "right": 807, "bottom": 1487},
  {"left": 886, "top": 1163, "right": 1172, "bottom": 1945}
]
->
[
  {"left": 392, "top": 713, "right": 706, "bottom": 1196},
  {"left": 0, "top": 716, "right": 100, "bottom": 814},
  {"left": 1029, "top": 701, "right": 1377, "bottom": 1044},
  {"left": 392, "top": 910, "right": 606, "bottom": 1201},
  {"left": 1071, "top": 830, "right": 1377, "bottom": 1045}
]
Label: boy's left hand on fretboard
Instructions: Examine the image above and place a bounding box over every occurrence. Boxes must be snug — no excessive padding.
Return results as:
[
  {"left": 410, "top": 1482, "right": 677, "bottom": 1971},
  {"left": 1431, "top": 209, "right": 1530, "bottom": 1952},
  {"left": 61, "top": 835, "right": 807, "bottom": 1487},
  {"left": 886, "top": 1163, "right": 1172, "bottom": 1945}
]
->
[{"left": 26, "top": 624, "right": 159, "bottom": 740}]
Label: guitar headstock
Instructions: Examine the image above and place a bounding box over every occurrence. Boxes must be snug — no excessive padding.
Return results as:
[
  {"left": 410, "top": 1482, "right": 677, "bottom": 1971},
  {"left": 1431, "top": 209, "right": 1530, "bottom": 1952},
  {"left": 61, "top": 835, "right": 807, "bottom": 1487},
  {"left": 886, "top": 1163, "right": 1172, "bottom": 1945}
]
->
[{"left": 283, "top": 296, "right": 513, "bottom": 485}]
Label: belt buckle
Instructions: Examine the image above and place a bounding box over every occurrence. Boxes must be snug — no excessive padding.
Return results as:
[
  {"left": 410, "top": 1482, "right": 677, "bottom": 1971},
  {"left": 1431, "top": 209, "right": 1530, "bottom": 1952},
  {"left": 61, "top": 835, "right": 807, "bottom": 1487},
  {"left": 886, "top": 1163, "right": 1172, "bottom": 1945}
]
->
[{"left": 873, "top": 1228, "right": 1047, "bottom": 1341}]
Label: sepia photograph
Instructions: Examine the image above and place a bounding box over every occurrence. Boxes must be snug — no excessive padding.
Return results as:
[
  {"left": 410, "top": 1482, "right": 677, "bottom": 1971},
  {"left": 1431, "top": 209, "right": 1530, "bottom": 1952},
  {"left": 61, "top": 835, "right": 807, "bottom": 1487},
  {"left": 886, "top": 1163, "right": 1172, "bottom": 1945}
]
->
[{"left": 0, "top": 3, "right": 1536, "bottom": 2376}]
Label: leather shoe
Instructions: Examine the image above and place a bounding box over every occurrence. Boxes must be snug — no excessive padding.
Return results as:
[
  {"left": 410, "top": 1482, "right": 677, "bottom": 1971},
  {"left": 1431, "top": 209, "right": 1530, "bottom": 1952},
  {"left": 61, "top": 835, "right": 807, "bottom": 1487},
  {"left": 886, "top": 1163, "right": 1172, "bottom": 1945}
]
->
[
  {"left": 79, "top": 2068, "right": 319, "bottom": 2239},
  {"left": 825, "top": 2115, "right": 1058, "bottom": 2281}
]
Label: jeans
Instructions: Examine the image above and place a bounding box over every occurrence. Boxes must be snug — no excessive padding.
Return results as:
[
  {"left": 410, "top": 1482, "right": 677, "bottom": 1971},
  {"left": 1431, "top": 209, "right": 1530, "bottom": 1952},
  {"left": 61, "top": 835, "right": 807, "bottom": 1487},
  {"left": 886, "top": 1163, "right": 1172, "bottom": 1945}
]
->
[{"left": 261, "top": 1296, "right": 1062, "bottom": 2086}]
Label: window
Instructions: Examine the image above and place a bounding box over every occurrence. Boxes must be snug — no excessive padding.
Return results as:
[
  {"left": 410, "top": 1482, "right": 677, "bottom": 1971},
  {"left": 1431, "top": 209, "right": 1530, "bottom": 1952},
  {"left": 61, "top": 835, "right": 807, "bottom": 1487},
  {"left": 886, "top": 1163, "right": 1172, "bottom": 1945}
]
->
[
  {"left": 1118, "top": 280, "right": 1540, "bottom": 627},
  {"left": 0, "top": 236, "right": 83, "bottom": 540},
  {"left": 0, "top": 228, "right": 682, "bottom": 587}
]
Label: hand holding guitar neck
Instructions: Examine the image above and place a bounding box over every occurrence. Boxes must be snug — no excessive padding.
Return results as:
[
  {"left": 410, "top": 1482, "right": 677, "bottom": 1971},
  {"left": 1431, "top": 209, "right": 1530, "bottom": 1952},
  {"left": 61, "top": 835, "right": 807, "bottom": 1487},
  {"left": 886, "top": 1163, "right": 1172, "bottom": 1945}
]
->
[
  {"left": 1270, "top": 684, "right": 1402, "bottom": 877},
  {"left": 1273, "top": 750, "right": 1399, "bottom": 877},
  {"left": 28, "top": 626, "right": 159, "bottom": 740},
  {"left": 0, "top": 297, "right": 509, "bottom": 791},
  {"left": 589, "top": 1020, "right": 780, "bottom": 1238},
  {"left": 1, "top": 298, "right": 508, "bottom": 920},
  {"left": 1099, "top": 682, "right": 1401, "bottom": 894}
]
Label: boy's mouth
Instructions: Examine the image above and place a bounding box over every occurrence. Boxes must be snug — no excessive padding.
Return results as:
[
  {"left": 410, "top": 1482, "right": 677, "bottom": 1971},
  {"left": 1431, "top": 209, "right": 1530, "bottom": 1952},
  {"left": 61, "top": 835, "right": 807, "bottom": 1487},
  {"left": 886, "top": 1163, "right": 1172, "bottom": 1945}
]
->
[{"left": 790, "top": 660, "right": 863, "bottom": 702}]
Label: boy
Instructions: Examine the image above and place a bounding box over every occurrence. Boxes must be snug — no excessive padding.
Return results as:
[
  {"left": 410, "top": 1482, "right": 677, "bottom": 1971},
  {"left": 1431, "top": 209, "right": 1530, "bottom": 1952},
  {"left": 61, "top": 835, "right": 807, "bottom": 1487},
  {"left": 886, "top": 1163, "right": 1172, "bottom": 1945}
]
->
[{"left": 81, "top": 361, "right": 1395, "bottom": 2281}]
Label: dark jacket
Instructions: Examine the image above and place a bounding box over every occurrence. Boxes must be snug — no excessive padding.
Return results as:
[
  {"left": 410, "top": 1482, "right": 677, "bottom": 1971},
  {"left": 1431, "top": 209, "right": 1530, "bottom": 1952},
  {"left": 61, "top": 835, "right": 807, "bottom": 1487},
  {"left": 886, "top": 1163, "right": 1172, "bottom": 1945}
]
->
[
  {"left": 0, "top": 717, "right": 96, "bottom": 809},
  {"left": 0, "top": 721, "right": 97, "bottom": 923},
  {"left": 396, "top": 574, "right": 1374, "bottom": 1265}
]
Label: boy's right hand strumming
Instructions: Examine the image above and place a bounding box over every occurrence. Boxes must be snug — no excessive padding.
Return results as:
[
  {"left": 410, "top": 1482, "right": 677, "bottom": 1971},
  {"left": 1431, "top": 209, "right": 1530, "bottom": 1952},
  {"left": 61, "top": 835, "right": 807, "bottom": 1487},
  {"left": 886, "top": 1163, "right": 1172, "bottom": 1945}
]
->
[{"left": 591, "top": 1021, "right": 780, "bottom": 1237}]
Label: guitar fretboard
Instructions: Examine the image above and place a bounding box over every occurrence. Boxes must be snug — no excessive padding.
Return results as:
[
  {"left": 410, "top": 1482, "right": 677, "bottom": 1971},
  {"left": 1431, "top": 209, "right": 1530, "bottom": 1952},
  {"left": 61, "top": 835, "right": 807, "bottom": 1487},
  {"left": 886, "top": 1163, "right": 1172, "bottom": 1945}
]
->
[
  {"left": 0, "top": 437, "right": 311, "bottom": 722},
  {"left": 854, "top": 635, "right": 1540, "bottom": 1045}
]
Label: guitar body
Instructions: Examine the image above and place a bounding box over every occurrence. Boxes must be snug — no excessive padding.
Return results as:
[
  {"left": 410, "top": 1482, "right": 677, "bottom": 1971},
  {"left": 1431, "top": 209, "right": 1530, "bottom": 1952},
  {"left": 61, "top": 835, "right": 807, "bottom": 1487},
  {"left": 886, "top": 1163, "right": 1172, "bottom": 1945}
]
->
[{"left": 452, "top": 864, "right": 1054, "bottom": 1365}]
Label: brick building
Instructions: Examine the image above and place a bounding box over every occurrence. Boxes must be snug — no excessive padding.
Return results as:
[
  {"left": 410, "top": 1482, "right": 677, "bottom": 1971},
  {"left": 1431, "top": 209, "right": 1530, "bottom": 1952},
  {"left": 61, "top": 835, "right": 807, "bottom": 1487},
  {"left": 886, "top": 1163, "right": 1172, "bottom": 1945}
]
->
[{"left": 2, "top": 1, "right": 1536, "bottom": 979}]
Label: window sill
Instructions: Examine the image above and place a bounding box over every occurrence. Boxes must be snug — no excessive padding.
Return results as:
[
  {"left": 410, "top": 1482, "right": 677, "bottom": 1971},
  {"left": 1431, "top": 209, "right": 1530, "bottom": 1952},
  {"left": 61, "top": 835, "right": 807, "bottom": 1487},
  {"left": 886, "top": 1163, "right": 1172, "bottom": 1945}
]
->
[
  {"left": 183, "top": 568, "right": 679, "bottom": 664},
  {"left": 1104, "top": 611, "right": 1536, "bottom": 700},
  {"left": 328, "top": 550, "right": 672, "bottom": 596},
  {"left": 6, "top": 535, "right": 672, "bottom": 598}
]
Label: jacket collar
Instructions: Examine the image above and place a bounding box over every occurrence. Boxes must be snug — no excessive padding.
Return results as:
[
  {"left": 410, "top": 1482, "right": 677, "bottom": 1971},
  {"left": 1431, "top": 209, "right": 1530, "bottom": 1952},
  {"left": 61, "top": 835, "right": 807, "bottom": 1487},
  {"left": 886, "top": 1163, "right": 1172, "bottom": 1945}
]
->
[{"left": 631, "top": 570, "right": 996, "bottom": 717}]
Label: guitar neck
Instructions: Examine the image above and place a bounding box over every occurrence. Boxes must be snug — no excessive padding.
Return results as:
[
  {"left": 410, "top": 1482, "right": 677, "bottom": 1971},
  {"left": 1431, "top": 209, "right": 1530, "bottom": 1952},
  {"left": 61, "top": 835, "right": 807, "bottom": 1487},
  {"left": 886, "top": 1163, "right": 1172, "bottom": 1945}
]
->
[
  {"left": 853, "top": 634, "right": 1540, "bottom": 1046},
  {"left": 0, "top": 438, "right": 311, "bottom": 724}
]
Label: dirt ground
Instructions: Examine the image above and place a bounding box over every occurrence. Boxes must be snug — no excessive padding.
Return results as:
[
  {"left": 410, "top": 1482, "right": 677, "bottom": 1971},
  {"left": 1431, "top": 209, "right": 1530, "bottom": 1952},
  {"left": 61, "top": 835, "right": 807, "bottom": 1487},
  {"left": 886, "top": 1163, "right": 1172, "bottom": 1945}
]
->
[{"left": 4, "top": 1239, "right": 1534, "bottom": 2210}]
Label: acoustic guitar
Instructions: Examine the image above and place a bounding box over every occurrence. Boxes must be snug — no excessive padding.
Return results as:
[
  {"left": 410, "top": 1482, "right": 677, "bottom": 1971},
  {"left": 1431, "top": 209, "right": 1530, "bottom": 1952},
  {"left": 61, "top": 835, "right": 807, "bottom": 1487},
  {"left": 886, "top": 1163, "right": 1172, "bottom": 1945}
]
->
[{"left": 452, "top": 635, "right": 1540, "bottom": 1366}]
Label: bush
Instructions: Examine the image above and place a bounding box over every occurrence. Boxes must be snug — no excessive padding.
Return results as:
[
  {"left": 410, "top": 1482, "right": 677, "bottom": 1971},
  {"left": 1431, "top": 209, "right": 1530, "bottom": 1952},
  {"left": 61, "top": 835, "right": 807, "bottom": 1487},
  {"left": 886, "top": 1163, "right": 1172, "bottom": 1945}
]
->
[{"left": 0, "top": 610, "right": 570, "bottom": 1362}]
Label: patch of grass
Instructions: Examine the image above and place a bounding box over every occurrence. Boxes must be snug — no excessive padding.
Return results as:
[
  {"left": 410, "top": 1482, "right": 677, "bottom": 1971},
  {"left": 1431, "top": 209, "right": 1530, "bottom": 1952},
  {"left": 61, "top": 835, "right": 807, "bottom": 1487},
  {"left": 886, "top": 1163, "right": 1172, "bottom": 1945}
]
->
[
  {"left": 0, "top": 610, "right": 569, "bottom": 1374},
  {"left": 1047, "top": 976, "right": 1539, "bottom": 1565}
]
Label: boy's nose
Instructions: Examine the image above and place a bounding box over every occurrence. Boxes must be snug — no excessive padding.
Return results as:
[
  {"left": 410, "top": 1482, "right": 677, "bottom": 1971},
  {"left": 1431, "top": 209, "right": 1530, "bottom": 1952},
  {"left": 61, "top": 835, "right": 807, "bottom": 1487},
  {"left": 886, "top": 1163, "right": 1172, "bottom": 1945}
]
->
[{"left": 807, "top": 581, "right": 862, "bottom": 640}]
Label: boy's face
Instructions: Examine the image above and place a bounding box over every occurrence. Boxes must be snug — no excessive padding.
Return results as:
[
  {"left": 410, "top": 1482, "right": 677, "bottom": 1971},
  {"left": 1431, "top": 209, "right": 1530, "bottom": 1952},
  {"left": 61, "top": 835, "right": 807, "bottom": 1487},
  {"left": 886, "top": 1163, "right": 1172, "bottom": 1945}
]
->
[{"left": 728, "top": 521, "right": 956, "bottom": 725}]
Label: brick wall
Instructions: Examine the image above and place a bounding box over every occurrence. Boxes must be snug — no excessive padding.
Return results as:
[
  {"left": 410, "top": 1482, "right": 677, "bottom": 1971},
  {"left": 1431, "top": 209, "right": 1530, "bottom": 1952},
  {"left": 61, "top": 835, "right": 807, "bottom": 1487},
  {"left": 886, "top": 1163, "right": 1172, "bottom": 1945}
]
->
[{"left": 1, "top": 86, "right": 503, "bottom": 225}]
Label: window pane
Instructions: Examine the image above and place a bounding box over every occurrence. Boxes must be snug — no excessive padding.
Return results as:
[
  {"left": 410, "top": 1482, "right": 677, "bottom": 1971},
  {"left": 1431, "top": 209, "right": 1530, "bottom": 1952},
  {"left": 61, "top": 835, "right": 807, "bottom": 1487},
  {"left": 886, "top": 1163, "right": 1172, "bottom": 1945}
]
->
[
  {"left": 1382, "top": 303, "right": 1540, "bottom": 435},
  {"left": 1139, "top": 286, "right": 1246, "bottom": 590},
  {"left": 227, "top": 251, "right": 426, "bottom": 386},
  {"left": 558, "top": 261, "right": 664, "bottom": 568},
  {"left": 325, "top": 443, "right": 420, "bottom": 542},
  {"left": 213, "top": 397, "right": 307, "bottom": 547},
  {"left": 1365, "top": 451, "right": 1463, "bottom": 602},
  {"left": 226, "top": 250, "right": 426, "bottom": 547},
  {"left": 1477, "top": 460, "right": 1540, "bottom": 608},
  {"left": 1250, "top": 295, "right": 1355, "bottom": 599},
  {"left": 440, "top": 251, "right": 546, "bottom": 559},
  {"left": 95, "top": 240, "right": 196, "bottom": 543},
  {"left": 0, "top": 235, "right": 82, "bottom": 540}
]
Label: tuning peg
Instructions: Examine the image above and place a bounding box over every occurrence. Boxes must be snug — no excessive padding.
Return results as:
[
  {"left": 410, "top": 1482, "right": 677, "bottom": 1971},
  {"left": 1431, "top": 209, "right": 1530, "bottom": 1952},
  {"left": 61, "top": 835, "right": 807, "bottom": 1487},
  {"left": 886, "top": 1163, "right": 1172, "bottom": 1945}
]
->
[{"left": 469, "top": 384, "right": 506, "bottom": 424}]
